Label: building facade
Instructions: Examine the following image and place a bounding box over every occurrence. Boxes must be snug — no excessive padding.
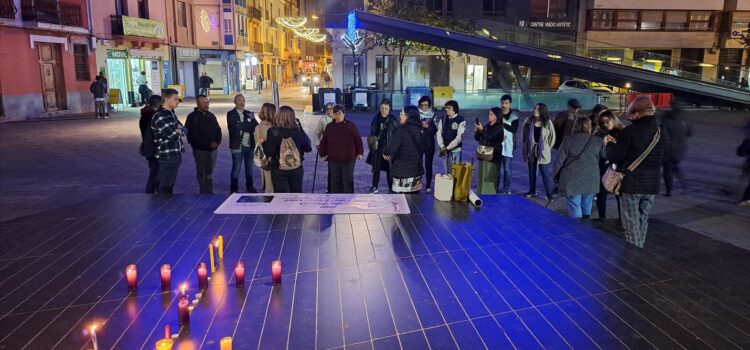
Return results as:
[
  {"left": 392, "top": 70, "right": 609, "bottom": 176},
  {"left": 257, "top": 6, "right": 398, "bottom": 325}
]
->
[{"left": 0, "top": 0, "right": 96, "bottom": 121}]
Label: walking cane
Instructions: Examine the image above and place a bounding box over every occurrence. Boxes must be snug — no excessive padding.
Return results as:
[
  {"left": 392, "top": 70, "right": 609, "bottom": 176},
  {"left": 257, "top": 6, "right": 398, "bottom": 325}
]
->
[{"left": 311, "top": 149, "right": 319, "bottom": 193}]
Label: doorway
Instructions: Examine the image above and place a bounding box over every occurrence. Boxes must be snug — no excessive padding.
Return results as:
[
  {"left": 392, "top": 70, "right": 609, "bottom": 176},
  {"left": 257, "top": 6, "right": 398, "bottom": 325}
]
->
[{"left": 38, "top": 43, "right": 66, "bottom": 112}]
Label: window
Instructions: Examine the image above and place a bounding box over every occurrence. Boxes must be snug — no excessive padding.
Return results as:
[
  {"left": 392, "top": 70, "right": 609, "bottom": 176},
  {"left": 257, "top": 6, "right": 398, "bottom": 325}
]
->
[
  {"left": 688, "top": 11, "right": 711, "bottom": 31},
  {"left": 137, "top": 0, "right": 148, "bottom": 19},
  {"left": 176, "top": 2, "right": 187, "bottom": 27},
  {"left": 664, "top": 11, "right": 687, "bottom": 31},
  {"left": 224, "top": 19, "right": 233, "bottom": 35},
  {"left": 530, "top": 0, "right": 567, "bottom": 19},
  {"left": 639, "top": 11, "right": 663, "bottom": 30},
  {"left": 115, "top": 0, "right": 127, "bottom": 16},
  {"left": 615, "top": 10, "right": 638, "bottom": 30},
  {"left": 590, "top": 10, "right": 615, "bottom": 30},
  {"left": 482, "top": 0, "right": 505, "bottom": 16},
  {"left": 73, "top": 44, "right": 90, "bottom": 81}
]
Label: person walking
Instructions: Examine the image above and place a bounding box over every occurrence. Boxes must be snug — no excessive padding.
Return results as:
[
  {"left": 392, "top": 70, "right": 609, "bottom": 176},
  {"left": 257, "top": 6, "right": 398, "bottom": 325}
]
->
[
  {"left": 255, "top": 103, "right": 276, "bottom": 192},
  {"left": 437, "top": 100, "right": 466, "bottom": 174},
  {"left": 98, "top": 71, "right": 110, "bottom": 116},
  {"left": 554, "top": 117, "right": 605, "bottom": 218},
  {"left": 199, "top": 72, "right": 214, "bottom": 96},
  {"left": 498, "top": 94, "right": 519, "bottom": 194},
  {"left": 90, "top": 76, "right": 107, "bottom": 119},
  {"left": 256, "top": 74, "right": 264, "bottom": 94},
  {"left": 260, "top": 106, "right": 312, "bottom": 193},
  {"left": 661, "top": 99, "right": 692, "bottom": 197},
  {"left": 139, "top": 95, "right": 162, "bottom": 193},
  {"left": 593, "top": 110, "right": 625, "bottom": 219},
  {"left": 227, "top": 94, "right": 258, "bottom": 193},
  {"left": 151, "top": 89, "right": 184, "bottom": 194},
  {"left": 366, "top": 99, "right": 399, "bottom": 193},
  {"left": 604, "top": 96, "right": 666, "bottom": 248},
  {"left": 319, "top": 105, "right": 364, "bottom": 193},
  {"left": 383, "top": 106, "right": 425, "bottom": 194},
  {"left": 136, "top": 71, "right": 149, "bottom": 106},
  {"left": 186, "top": 95, "right": 222, "bottom": 194},
  {"left": 474, "top": 107, "right": 505, "bottom": 195},
  {"left": 315, "top": 103, "right": 335, "bottom": 193},
  {"left": 738, "top": 121, "right": 750, "bottom": 206},
  {"left": 418, "top": 96, "right": 438, "bottom": 193},
  {"left": 553, "top": 98, "right": 581, "bottom": 149},
  {"left": 522, "top": 103, "right": 556, "bottom": 201}
]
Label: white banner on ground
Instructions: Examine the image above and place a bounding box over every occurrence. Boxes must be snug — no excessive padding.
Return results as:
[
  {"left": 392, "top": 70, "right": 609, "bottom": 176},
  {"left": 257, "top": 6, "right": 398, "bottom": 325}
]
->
[{"left": 214, "top": 193, "right": 411, "bottom": 215}]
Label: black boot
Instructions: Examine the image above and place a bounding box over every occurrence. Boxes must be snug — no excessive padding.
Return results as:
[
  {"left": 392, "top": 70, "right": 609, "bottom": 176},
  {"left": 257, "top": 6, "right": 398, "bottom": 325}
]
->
[{"left": 230, "top": 178, "right": 238, "bottom": 193}]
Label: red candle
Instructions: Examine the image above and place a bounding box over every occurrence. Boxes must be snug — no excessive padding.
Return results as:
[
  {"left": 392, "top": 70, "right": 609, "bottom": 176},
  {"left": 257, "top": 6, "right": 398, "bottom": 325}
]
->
[
  {"left": 271, "top": 260, "right": 282, "bottom": 285},
  {"left": 164, "top": 324, "right": 171, "bottom": 339},
  {"left": 177, "top": 284, "right": 190, "bottom": 326},
  {"left": 125, "top": 264, "right": 137, "bottom": 291},
  {"left": 234, "top": 261, "right": 245, "bottom": 288},
  {"left": 197, "top": 262, "right": 208, "bottom": 290},
  {"left": 160, "top": 264, "right": 172, "bottom": 292}
]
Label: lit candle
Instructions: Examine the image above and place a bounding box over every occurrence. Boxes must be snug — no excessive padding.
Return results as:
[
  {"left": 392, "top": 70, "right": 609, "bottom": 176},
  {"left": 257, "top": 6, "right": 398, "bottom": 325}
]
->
[
  {"left": 164, "top": 324, "right": 170, "bottom": 339},
  {"left": 90, "top": 325, "right": 99, "bottom": 350},
  {"left": 155, "top": 338, "right": 173, "bottom": 350},
  {"left": 177, "top": 284, "right": 190, "bottom": 326},
  {"left": 125, "top": 264, "right": 137, "bottom": 291},
  {"left": 188, "top": 305, "right": 194, "bottom": 313},
  {"left": 272, "top": 260, "right": 282, "bottom": 285},
  {"left": 209, "top": 243, "right": 216, "bottom": 274},
  {"left": 197, "top": 262, "right": 208, "bottom": 290},
  {"left": 234, "top": 261, "right": 245, "bottom": 288},
  {"left": 217, "top": 235, "right": 224, "bottom": 260},
  {"left": 160, "top": 264, "right": 171, "bottom": 292},
  {"left": 220, "top": 337, "right": 233, "bottom": 350}
]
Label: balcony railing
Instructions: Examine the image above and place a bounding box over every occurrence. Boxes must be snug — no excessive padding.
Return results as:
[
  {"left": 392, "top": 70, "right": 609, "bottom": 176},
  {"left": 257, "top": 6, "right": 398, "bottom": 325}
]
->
[
  {"left": 59, "top": 2, "right": 81, "bottom": 26},
  {"left": 21, "top": 0, "right": 60, "bottom": 24},
  {"left": 249, "top": 7, "right": 261, "bottom": 21},
  {"left": 264, "top": 43, "right": 273, "bottom": 53},
  {"left": 110, "top": 14, "right": 124, "bottom": 35},
  {"left": 1, "top": 0, "right": 17, "bottom": 19},
  {"left": 253, "top": 42, "right": 263, "bottom": 53}
]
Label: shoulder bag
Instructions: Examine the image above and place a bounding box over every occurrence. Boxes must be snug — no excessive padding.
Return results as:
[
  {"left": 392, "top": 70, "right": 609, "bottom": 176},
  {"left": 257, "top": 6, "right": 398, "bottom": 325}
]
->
[
  {"left": 602, "top": 129, "right": 661, "bottom": 195},
  {"left": 554, "top": 135, "right": 593, "bottom": 183}
]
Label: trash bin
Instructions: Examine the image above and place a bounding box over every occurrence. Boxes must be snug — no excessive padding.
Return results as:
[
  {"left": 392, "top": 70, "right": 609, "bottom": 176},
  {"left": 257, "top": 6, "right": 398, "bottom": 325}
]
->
[
  {"left": 405, "top": 86, "right": 432, "bottom": 107},
  {"left": 432, "top": 86, "right": 454, "bottom": 107},
  {"left": 317, "top": 88, "right": 341, "bottom": 112},
  {"left": 352, "top": 87, "right": 370, "bottom": 111}
]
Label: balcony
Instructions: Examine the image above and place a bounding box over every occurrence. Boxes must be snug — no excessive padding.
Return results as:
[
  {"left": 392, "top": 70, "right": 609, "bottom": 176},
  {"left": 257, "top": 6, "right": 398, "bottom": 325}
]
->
[
  {"left": 21, "top": 0, "right": 60, "bottom": 24},
  {"left": 59, "top": 2, "right": 81, "bottom": 26},
  {"left": 1, "top": 0, "right": 17, "bottom": 19},
  {"left": 249, "top": 7, "right": 261, "bottom": 21},
  {"left": 264, "top": 43, "right": 273, "bottom": 54},
  {"left": 253, "top": 42, "right": 263, "bottom": 53},
  {"left": 111, "top": 14, "right": 165, "bottom": 40}
]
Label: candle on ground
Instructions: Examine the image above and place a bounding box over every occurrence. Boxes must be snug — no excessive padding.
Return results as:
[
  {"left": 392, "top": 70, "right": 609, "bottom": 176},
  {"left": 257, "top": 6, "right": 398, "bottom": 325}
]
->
[
  {"left": 177, "top": 284, "right": 190, "bottom": 326},
  {"left": 164, "top": 324, "right": 170, "bottom": 339},
  {"left": 160, "top": 264, "right": 171, "bottom": 292},
  {"left": 197, "top": 262, "right": 208, "bottom": 290},
  {"left": 272, "top": 260, "right": 282, "bottom": 285},
  {"left": 209, "top": 243, "right": 216, "bottom": 274},
  {"left": 90, "top": 325, "right": 99, "bottom": 350},
  {"left": 125, "top": 264, "right": 137, "bottom": 291},
  {"left": 155, "top": 338, "right": 173, "bottom": 350},
  {"left": 217, "top": 235, "right": 224, "bottom": 260},
  {"left": 234, "top": 261, "right": 245, "bottom": 288},
  {"left": 220, "top": 337, "right": 233, "bottom": 350}
]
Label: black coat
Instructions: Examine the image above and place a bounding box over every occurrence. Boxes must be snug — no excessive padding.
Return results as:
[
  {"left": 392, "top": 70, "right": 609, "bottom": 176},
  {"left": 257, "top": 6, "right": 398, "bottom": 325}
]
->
[
  {"left": 661, "top": 111, "right": 691, "bottom": 161},
  {"left": 227, "top": 109, "right": 257, "bottom": 150},
  {"left": 185, "top": 108, "right": 222, "bottom": 151},
  {"left": 605, "top": 116, "right": 666, "bottom": 194},
  {"left": 383, "top": 120, "right": 425, "bottom": 179},
  {"left": 421, "top": 115, "right": 438, "bottom": 153},
  {"left": 262, "top": 126, "right": 312, "bottom": 167},
  {"left": 366, "top": 113, "right": 399, "bottom": 171},
  {"left": 474, "top": 121, "right": 504, "bottom": 163}
]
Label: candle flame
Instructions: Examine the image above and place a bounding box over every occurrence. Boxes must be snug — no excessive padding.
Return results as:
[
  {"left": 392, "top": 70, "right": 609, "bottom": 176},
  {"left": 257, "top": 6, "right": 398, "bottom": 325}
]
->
[
  {"left": 214, "top": 240, "right": 219, "bottom": 247},
  {"left": 90, "top": 325, "right": 97, "bottom": 332},
  {"left": 180, "top": 283, "right": 187, "bottom": 294}
]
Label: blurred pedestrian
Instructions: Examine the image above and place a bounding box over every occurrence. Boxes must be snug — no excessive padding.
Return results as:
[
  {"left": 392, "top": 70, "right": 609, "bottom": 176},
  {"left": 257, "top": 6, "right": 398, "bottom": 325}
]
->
[
  {"left": 89, "top": 76, "right": 107, "bottom": 119},
  {"left": 418, "top": 96, "right": 438, "bottom": 193},
  {"left": 604, "top": 96, "right": 666, "bottom": 248},
  {"left": 522, "top": 103, "right": 556, "bottom": 201},
  {"left": 366, "top": 99, "right": 399, "bottom": 193},
  {"left": 151, "top": 89, "right": 184, "bottom": 194},
  {"left": 139, "top": 94, "right": 162, "bottom": 193},
  {"left": 186, "top": 95, "right": 222, "bottom": 194},
  {"left": 136, "top": 71, "right": 149, "bottom": 106},
  {"left": 737, "top": 121, "right": 750, "bottom": 206},
  {"left": 383, "top": 106, "right": 425, "bottom": 194},
  {"left": 255, "top": 103, "right": 276, "bottom": 192},
  {"left": 199, "top": 72, "right": 214, "bottom": 96},
  {"left": 593, "top": 110, "right": 625, "bottom": 219},
  {"left": 589, "top": 103, "right": 608, "bottom": 127},
  {"left": 498, "top": 94, "right": 519, "bottom": 194},
  {"left": 474, "top": 107, "right": 504, "bottom": 195},
  {"left": 319, "top": 105, "right": 364, "bottom": 193},
  {"left": 554, "top": 117, "right": 604, "bottom": 218},
  {"left": 227, "top": 94, "right": 258, "bottom": 193},
  {"left": 437, "top": 100, "right": 466, "bottom": 174},
  {"left": 661, "top": 99, "right": 692, "bottom": 197},
  {"left": 553, "top": 98, "right": 581, "bottom": 149},
  {"left": 256, "top": 75, "right": 264, "bottom": 94},
  {"left": 260, "top": 106, "right": 312, "bottom": 193}
]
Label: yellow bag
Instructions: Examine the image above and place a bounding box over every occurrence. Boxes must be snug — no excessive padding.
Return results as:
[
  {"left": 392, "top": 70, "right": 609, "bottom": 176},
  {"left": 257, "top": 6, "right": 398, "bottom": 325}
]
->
[{"left": 451, "top": 162, "right": 474, "bottom": 202}]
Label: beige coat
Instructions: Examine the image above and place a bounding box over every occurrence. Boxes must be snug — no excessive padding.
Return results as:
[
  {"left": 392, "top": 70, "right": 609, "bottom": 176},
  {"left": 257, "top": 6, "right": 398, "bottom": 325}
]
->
[
  {"left": 255, "top": 120, "right": 274, "bottom": 192},
  {"left": 521, "top": 117, "right": 556, "bottom": 165}
]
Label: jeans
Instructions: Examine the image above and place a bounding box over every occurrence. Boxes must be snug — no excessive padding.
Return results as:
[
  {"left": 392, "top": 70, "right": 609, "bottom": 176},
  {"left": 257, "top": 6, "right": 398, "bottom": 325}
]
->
[
  {"left": 145, "top": 158, "right": 159, "bottom": 193},
  {"left": 621, "top": 193, "right": 656, "bottom": 248},
  {"left": 662, "top": 159, "right": 683, "bottom": 194},
  {"left": 424, "top": 150, "right": 435, "bottom": 188},
  {"left": 271, "top": 166, "right": 304, "bottom": 193},
  {"left": 199, "top": 87, "right": 210, "bottom": 96},
  {"left": 231, "top": 146, "right": 255, "bottom": 192},
  {"left": 443, "top": 149, "right": 462, "bottom": 174},
  {"left": 329, "top": 160, "right": 355, "bottom": 193},
  {"left": 527, "top": 159, "right": 553, "bottom": 196},
  {"left": 95, "top": 100, "right": 106, "bottom": 117},
  {"left": 497, "top": 156, "right": 513, "bottom": 192},
  {"left": 157, "top": 156, "right": 181, "bottom": 194},
  {"left": 193, "top": 149, "right": 217, "bottom": 194},
  {"left": 566, "top": 194, "right": 594, "bottom": 218}
]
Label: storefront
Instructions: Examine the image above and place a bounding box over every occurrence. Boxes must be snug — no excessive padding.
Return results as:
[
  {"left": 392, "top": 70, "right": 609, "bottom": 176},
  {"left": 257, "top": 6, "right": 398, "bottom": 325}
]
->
[
  {"left": 175, "top": 47, "right": 200, "bottom": 98},
  {"left": 103, "top": 48, "right": 166, "bottom": 107},
  {"left": 199, "top": 50, "right": 241, "bottom": 95}
]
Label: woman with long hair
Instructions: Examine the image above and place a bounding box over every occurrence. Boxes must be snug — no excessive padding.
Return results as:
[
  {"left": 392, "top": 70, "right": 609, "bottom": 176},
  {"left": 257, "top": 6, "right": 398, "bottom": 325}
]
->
[
  {"left": 255, "top": 103, "right": 277, "bottom": 192},
  {"left": 593, "top": 110, "right": 625, "bottom": 219},
  {"left": 260, "top": 106, "right": 312, "bottom": 193},
  {"left": 554, "top": 117, "right": 604, "bottom": 218},
  {"left": 474, "top": 107, "right": 505, "bottom": 194},
  {"left": 522, "top": 103, "right": 556, "bottom": 201},
  {"left": 383, "top": 106, "right": 425, "bottom": 193}
]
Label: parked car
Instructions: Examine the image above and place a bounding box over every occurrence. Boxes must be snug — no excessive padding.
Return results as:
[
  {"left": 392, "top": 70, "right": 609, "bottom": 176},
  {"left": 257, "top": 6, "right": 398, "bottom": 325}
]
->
[
  {"left": 557, "top": 80, "right": 613, "bottom": 93},
  {"left": 302, "top": 72, "right": 320, "bottom": 86}
]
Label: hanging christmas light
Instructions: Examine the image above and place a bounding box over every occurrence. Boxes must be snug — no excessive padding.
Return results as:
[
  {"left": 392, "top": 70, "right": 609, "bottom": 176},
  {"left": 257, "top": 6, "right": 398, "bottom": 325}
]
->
[
  {"left": 306, "top": 33, "right": 327, "bottom": 43},
  {"left": 275, "top": 17, "right": 307, "bottom": 29},
  {"left": 293, "top": 28, "right": 319, "bottom": 37}
]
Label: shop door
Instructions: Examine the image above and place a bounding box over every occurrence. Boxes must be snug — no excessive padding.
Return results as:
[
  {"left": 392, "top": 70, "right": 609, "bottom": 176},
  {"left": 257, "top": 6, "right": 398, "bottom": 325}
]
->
[
  {"left": 38, "top": 43, "right": 66, "bottom": 112},
  {"left": 107, "top": 59, "right": 128, "bottom": 106}
]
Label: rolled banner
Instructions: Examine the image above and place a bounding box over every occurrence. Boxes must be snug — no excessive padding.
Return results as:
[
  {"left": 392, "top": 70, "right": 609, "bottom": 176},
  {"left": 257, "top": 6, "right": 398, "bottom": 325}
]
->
[{"left": 468, "top": 190, "right": 483, "bottom": 208}]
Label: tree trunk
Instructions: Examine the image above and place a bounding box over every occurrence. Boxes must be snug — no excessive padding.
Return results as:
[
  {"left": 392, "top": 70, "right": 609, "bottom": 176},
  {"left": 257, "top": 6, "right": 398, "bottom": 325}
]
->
[{"left": 398, "top": 49, "right": 405, "bottom": 93}]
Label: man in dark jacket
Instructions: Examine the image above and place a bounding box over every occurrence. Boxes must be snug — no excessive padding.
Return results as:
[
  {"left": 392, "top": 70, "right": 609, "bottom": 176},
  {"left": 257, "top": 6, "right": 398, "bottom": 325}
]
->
[
  {"left": 604, "top": 96, "right": 666, "bottom": 248},
  {"left": 90, "top": 76, "right": 107, "bottom": 118},
  {"left": 319, "top": 105, "right": 364, "bottom": 193},
  {"left": 139, "top": 95, "right": 162, "bottom": 193},
  {"left": 199, "top": 72, "right": 214, "bottom": 96},
  {"left": 186, "top": 95, "right": 222, "bottom": 194},
  {"left": 660, "top": 99, "right": 691, "bottom": 197},
  {"left": 553, "top": 98, "right": 581, "bottom": 149},
  {"left": 227, "top": 94, "right": 258, "bottom": 193},
  {"left": 366, "top": 99, "right": 399, "bottom": 193}
]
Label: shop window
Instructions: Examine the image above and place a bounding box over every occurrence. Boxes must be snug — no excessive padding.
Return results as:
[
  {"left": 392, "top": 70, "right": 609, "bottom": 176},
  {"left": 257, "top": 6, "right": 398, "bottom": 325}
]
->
[
  {"left": 115, "top": 0, "right": 127, "bottom": 16},
  {"left": 664, "top": 11, "right": 687, "bottom": 31},
  {"left": 73, "top": 44, "right": 90, "bottom": 81},
  {"left": 482, "top": 0, "right": 505, "bottom": 17},
  {"left": 639, "top": 11, "right": 663, "bottom": 31},
  {"left": 590, "top": 10, "right": 615, "bottom": 30},
  {"left": 177, "top": 2, "right": 187, "bottom": 27},
  {"left": 688, "top": 11, "right": 711, "bottom": 31},
  {"left": 615, "top": 10, "right": 638, "bottom": 30}
]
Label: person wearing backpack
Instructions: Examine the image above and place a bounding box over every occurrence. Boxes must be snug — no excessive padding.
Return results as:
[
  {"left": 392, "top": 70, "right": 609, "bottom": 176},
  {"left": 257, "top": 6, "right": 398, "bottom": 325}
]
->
[
  {"left": 604, "top": 96, "right": 667, "bottom": 248},
  {"left": 553, "top": 117, "right": 605, "bottom": 218},
  {"left": 227, "top": 94, "right": 258, "bottom": 193},
  {"left": 260, "top": 106, "right": 312, "bottom": 193},
  {"left": 318, "top": 104, "right": 364, "bottom": 193},
  {"left": 255, "top": 103, "right": 276, "bottom": 192},
  {"left": 139, "top": 95, "right": 162, "bottom": 193},
  {"left": 90, "top": 76, "right": 107, "bottom": 119}
]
